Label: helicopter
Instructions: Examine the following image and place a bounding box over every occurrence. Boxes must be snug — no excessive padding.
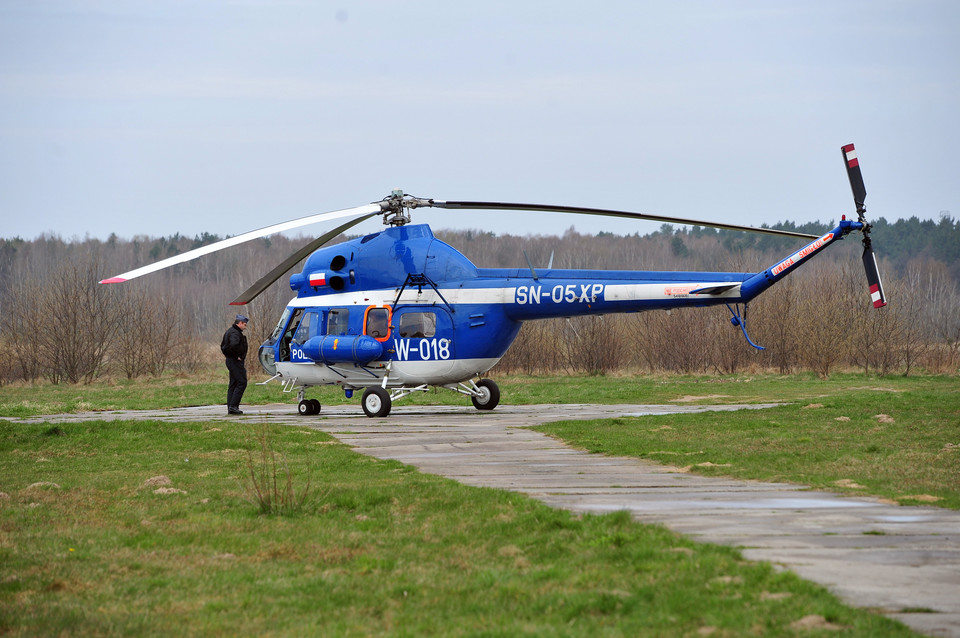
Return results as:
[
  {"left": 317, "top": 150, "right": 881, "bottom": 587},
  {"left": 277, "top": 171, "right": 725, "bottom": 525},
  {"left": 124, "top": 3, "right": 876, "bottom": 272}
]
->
[{"left": 101, "top": 143, "right": 886, "bottom": 418}]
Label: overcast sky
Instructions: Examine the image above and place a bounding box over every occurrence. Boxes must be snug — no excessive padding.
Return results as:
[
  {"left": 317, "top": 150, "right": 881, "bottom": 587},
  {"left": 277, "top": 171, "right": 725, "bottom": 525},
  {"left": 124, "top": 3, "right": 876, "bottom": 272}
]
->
[{"left": 1, "top": 0, "right": 957, "bottom": 242}]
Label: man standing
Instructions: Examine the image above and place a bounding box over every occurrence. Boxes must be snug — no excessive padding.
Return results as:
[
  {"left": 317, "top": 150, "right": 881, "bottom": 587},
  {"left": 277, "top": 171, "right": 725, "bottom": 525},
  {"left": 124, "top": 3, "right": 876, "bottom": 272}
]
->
[{"left": 221, "top": 314, "right": 249, "bottom": 415}]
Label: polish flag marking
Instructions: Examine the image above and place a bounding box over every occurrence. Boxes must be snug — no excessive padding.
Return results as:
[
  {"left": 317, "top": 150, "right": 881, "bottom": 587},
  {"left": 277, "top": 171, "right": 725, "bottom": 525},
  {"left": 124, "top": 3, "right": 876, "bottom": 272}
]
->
[{"left": 309, "top": 272, "right": 326, "bottom": 286}]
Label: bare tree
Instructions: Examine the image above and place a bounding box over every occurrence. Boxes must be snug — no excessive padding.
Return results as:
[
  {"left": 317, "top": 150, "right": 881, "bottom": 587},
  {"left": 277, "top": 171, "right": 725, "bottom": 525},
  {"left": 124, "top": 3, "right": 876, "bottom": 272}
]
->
[
  {"left": 0, "top": 276, "right": 46, "bottom": 382},
  {"left": 755, "top": 277, "right": 802, "bottom": 374},
  {"left": 113, "top": 289, "right": 152, "bottom": 379},
  {"left": 921, "top": 264, "right": 960, "bottom": 372},
  {"left": 35, "top": 255, "right": 123, "bottom": 383},
  {"left": 111, "top": 289, "right": 185, "bottom": 378},
  {"left": 794, "top": 266, "right": 851, "bottom": 378},
  {"left": 560, "top": 315, "right": 628, "bottom": 375}
]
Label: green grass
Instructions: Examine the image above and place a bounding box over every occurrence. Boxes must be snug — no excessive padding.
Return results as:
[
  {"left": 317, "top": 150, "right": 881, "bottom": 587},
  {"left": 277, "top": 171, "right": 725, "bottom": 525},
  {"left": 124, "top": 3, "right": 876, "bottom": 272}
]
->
[
  {"left": 0, "top": 371, "right": 954, "bottom": 633},
  {"left": 2, "top": 370, "right": 957, "bottom": 511},
  {"left": 1, "top": 368, "right": 953, "bottom": 415},
  {"left": 0, "top": 419, "right": 917, "bottom": 636}
]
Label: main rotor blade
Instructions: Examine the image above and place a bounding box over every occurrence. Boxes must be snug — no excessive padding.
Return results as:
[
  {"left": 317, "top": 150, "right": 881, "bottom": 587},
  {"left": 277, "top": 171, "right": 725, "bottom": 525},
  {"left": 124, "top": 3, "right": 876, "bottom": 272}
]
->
[
  {"left": 99, "top": 203, "right": 383, "bottom": 285},
  {"left": 841, "top": 143, "right": 867, "bottom": 214},
  {"left": 229, "top": 212, "right": 379, "bottom": 305},
  {"left": 430, "top": 201, "right": 818, "bottom": 239}
]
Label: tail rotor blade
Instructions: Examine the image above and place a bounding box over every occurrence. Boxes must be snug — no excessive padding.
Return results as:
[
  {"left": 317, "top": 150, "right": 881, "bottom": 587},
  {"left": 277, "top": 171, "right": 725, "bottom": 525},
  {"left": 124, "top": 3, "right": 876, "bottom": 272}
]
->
[
  {"left": 841, "top": 143, "right": 867, "bottom": 214},
  {"left": 862, "top": 238, "right": 887, "bottom": 308},
  {"left": 842, "top": 143, "right": 886, "bottom": 308}
]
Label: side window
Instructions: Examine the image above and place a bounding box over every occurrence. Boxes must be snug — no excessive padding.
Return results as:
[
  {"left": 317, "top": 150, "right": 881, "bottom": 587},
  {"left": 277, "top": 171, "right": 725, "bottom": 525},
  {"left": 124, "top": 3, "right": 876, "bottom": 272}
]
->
[
  {"left": 363, "top": 306, "right": 391, "bottom": 341},
  {"left": 293, "top": 311, "right": 320, "bottom": 343},
  {"left": 397, "top": 312, "right": 436, "bottom": 338},
  {"left": 327, "top": 309, "right": 350, "bottom": 336}
]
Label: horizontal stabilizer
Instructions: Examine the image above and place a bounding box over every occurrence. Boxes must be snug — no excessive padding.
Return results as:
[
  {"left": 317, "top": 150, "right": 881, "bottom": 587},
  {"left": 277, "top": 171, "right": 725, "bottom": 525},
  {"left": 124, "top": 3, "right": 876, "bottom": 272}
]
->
[{"left": 689, "top": 284, "right": 738, "bottom": 295}]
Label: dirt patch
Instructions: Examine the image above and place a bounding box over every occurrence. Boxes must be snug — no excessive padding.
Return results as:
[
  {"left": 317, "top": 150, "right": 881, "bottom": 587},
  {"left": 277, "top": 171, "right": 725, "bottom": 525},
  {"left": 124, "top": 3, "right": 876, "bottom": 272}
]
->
[
  {"left": 789, "top": 615, "right": 846, "bottom": 631},
  {"left": 671, "top": 394, "right": 731, "bottom": 403},
  {"left": 834, "top": 479, "right": 866, "bottom": 489},
  {"left": 898, "top": 494, "right": 942, "bottom": 503},
  {"left": 760, "top": 591, "right": 792, "bottom": 601},
  {"left": 23, "top": 481, "right": 60, "bottom": 491},
  {"left": 140, "top": 476, "right": 172, "bottom": 489},
  {"left": 677, "top": 461, "right": 732, "bottom": 473}
]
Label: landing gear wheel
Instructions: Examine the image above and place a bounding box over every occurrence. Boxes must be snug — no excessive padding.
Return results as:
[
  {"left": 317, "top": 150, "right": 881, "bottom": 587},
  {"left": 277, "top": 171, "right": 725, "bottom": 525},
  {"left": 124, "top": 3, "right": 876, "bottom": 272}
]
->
[
  {"left": 309, "top": 398, "right": 321, "bottom": 414},
  {"left": 361, "top": 387, "right": 392, "bottom": 418},
  {"left": 298, "top": 399, "right": 317, "bottom": 416},
  {"left": 471, "top": 378, "right": 500, "bottom": 411}
]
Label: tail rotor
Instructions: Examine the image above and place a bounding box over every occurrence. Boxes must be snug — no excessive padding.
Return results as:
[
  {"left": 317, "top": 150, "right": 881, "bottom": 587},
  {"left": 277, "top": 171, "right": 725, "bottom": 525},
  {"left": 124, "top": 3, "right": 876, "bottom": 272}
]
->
[{"left": 842, "top": 143, "right": 887, "bottom": 308}]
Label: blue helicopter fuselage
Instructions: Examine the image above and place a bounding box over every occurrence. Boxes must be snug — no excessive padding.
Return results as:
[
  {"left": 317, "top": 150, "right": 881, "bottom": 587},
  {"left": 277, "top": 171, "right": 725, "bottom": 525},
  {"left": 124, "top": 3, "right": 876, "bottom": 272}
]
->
[{"left": 259, "top": 220, "right": 859, "bottom": 391}]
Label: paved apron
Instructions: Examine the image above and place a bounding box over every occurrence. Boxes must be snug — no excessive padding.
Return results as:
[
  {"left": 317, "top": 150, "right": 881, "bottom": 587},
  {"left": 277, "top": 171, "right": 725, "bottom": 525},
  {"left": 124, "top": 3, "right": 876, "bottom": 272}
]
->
[{"left": 8, "top": 403, "right": 959, "bottom": 637}]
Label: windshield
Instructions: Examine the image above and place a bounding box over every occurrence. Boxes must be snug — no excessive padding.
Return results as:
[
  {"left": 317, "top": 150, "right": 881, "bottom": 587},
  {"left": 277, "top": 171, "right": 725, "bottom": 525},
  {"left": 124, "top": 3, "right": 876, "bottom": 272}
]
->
[{"left": 270, "top": 308, "right": 292, "bottom": 341}]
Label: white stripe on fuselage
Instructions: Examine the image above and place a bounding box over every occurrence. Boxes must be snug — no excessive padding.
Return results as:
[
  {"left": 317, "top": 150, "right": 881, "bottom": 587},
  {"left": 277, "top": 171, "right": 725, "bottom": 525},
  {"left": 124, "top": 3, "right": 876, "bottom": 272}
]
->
[{"left": 286, "top": 281, "right": 741, "bottom": 308}]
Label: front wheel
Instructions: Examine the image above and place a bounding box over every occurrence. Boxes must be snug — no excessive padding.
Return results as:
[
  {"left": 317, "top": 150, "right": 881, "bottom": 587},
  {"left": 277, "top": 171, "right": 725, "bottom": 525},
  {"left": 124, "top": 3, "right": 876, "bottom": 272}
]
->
[
  {"left": 298, "top": 398, "right": 321, "bottom": 415},
  {"left": 361, "top": 387, "right": 392, "bottom": 418},
  {"left": 471, "top": 378, "right": 500, "bottom": 411}
]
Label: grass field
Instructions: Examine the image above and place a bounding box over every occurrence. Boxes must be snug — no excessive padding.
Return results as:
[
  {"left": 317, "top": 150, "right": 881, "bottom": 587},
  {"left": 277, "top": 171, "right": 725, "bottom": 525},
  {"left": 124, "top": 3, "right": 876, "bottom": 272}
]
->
[{"left": 1, "top": 371, "right": 955, "bottom": 635}]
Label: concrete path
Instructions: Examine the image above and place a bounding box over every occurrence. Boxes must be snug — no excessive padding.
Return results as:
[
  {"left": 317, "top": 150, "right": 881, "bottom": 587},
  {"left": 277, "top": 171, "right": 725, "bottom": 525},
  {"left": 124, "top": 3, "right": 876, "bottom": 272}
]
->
[{"left": 7, "top": 402, "right": 959, "bottom": 636}]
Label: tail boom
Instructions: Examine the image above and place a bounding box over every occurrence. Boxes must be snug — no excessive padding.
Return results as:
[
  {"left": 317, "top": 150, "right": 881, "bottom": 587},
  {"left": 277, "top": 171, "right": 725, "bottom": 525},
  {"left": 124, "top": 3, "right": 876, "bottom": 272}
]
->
[{"left": 739, "top": 218, "right": 862, "bottom": 302}]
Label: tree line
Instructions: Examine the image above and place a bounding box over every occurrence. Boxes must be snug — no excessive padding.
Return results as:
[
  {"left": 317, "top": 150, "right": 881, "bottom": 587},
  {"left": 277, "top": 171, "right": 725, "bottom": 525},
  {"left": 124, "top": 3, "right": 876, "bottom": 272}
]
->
[{"left": 1, "top": 216, "right": 957, "bottom": 385}]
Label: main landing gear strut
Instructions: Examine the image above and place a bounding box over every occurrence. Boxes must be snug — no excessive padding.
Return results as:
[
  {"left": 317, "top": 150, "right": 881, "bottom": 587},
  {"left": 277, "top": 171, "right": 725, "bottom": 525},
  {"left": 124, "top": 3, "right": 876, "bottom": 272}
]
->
[
  {"left": 292, "top": 377, "right": 501, "bottom": 419},
  {"left": 359, "top": 377, "right": 501, "bottom": 418}
]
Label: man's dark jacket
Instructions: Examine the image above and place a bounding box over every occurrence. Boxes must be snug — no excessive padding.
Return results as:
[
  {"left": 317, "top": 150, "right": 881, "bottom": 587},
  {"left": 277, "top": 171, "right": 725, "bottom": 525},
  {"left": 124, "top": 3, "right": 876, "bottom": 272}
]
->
[{"left": 220, "top": 324, "right": 248, "bottom": 360}]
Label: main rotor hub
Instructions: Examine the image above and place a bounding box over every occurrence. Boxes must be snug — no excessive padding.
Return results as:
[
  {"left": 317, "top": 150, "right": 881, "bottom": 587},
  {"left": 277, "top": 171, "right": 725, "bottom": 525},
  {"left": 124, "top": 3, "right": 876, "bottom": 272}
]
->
[{"left": 380, "top": 189, "right": 435, "bottom": 226}]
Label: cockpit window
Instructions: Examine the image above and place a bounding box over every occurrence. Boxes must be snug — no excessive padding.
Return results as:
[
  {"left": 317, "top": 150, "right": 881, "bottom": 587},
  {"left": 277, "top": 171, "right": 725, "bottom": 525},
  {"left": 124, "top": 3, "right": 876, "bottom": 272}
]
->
[{"left": 270, "top": 308, "right": 292, "bottom": 341}]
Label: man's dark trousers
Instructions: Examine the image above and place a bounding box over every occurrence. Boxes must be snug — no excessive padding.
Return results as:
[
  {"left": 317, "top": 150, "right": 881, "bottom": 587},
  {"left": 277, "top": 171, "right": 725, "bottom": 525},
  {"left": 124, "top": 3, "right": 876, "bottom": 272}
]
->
[{"left": 226, "top": 358, "right": 247, "bottom": 411}]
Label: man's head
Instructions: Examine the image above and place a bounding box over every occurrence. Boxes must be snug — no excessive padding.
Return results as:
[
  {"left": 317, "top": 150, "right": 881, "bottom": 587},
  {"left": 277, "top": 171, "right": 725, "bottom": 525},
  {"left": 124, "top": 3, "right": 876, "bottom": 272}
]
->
[{"left": 235, "top": 314, "right": 249, "bottom": 330}]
